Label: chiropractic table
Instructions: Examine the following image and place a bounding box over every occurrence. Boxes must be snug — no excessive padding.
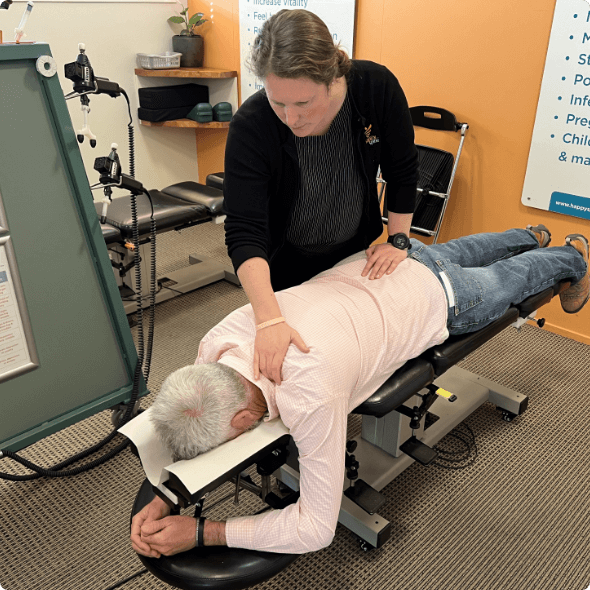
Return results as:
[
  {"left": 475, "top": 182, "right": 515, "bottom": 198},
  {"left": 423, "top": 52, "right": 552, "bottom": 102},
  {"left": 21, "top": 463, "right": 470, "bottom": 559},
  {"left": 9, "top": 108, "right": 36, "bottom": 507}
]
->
[
  {"left": 120, "top": 279, "right": 569, "bottom": 590},
  {"left": 99, "top": 174, "right": 239, "bottom": 314}
]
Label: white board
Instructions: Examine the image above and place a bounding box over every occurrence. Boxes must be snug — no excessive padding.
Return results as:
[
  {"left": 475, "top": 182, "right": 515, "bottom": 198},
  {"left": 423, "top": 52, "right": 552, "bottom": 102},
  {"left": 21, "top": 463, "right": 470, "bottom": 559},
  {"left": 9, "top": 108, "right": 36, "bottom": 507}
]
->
[
  {"left": 522, "top": 0, "right": 590, "bottom": 221},
  {"left": 239, "top": 0, "right": 356, "bottom": 104}
]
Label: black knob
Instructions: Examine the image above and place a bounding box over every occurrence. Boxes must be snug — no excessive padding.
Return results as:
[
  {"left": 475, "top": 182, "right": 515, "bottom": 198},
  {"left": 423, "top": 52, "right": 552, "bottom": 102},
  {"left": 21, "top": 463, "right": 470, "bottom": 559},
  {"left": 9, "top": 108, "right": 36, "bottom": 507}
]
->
[
  {"left": 346, "top": 440, "right": 357, "bottom": 453},
  {"left": 537, "top": 318, "right": 545, "bottom": 328}
]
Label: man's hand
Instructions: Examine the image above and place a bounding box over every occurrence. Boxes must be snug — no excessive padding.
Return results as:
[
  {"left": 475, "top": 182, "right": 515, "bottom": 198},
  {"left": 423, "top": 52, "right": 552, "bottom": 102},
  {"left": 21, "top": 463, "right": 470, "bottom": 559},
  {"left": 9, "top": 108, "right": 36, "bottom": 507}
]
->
[
  {"left": 140, "top": 515, "right": 197, "bottom": 557},
  {"left": 130, "top": 495, "right": 171, "bottom": 558},
  {"left": 254, "top": 321, "right": 310, "bottom": 385},
  {"left": 361, "top": 243, "right": 407, "bottom": 280}
]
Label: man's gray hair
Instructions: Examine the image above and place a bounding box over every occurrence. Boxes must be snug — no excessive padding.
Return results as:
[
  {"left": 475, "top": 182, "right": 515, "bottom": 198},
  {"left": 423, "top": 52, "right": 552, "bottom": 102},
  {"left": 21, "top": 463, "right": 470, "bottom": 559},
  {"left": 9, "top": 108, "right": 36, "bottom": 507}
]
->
[{"left": 150, "top": 363, "right": 248, "bottom": 461}]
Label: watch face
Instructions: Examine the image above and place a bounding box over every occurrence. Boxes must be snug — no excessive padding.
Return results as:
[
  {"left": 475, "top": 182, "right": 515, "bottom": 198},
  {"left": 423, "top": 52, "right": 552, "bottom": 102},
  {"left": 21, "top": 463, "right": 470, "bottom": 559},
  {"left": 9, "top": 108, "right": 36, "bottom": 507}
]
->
[{"left": 391, "top": 234, "right": 409, "bottom": 249}]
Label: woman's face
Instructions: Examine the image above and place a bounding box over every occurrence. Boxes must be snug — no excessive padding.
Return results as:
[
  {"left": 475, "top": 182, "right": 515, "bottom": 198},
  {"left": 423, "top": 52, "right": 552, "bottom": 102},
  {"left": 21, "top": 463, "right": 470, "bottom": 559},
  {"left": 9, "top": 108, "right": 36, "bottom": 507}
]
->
[{"left": 264, "top": 73, "right": 335, "bottom": 137}]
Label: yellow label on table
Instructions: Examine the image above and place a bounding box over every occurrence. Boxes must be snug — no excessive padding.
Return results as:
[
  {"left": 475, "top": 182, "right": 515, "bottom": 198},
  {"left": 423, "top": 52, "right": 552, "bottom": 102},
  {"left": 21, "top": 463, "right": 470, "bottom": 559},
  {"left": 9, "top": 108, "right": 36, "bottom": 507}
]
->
[{"left": 436, "top": 388, "right": 454, "bottom": 399}]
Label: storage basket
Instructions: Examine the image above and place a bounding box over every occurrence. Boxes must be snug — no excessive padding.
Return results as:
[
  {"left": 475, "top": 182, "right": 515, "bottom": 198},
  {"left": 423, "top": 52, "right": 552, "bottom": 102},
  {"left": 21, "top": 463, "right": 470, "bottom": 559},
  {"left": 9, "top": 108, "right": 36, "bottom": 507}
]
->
[{"left": 136, "top": 52, "right": 182, "bottom": 70}]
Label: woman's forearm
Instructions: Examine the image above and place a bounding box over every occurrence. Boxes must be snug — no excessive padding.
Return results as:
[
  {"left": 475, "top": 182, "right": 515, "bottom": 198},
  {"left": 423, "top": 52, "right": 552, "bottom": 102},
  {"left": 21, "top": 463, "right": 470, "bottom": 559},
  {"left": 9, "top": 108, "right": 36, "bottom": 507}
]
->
[
  {"left": 387, "top": 212, "right": 413, "bottom": 237},
  {"left": 237, "top": 257, "right": 282, "bottom": 323}
]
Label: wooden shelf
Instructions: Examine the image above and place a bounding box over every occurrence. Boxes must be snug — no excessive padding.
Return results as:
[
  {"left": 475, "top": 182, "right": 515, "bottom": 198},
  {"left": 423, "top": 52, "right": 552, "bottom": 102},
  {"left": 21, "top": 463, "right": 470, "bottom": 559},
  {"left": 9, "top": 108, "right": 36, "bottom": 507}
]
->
[
  {"left": 139, "top": 119, "right": 230, "bottom": 129},
  {"left": 135, "top": 67, "right": 238, "bottom": 79}
]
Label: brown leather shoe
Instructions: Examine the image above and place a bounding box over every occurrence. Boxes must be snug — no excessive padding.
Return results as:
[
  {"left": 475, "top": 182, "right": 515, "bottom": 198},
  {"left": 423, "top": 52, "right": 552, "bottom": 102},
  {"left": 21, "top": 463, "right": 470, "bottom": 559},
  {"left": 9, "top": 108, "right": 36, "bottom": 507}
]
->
[
  {"left": 560, "top": 234, "right": 590, "bottom": 314},
  {"left": 526, "top": 224, "right": 552, "bottom": 247}
]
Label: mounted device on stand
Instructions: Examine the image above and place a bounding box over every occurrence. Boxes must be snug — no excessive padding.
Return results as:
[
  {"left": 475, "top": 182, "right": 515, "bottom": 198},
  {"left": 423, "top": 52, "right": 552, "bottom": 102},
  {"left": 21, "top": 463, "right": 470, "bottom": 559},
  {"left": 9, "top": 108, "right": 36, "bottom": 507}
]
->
[{"left": 0, "top": 43, "right": 151, "bottom": 478}]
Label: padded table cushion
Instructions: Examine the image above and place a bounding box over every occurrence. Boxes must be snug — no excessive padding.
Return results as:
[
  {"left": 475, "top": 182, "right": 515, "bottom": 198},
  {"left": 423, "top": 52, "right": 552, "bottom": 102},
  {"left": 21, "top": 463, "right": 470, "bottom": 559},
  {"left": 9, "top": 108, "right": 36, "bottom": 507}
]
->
[
  {"left": 96, "top": 190, "right": 209, "bottom": 239},
  {"left": 421, "top": 307, "right": 520, "bottom": 376},
  {"left": 132, "top": 479, "right": 298, "bottom": 590},
  {"left": 205, "top": 172, "right": 224, "bottom": 192},
  {"left": 100, "top": 222, "right": 121, "bottom": 245},
  {"left": 353, "top": 358, "right": 434, "bottom": 417},
  {"left": 422, "top": 283, "right": 569, "bottom": 376},
  {"left": 354, "top": 283, "right": 568, "bottom": 418},
  {"left": 162, "top": 182, "right": 225, "bottom": 216}
]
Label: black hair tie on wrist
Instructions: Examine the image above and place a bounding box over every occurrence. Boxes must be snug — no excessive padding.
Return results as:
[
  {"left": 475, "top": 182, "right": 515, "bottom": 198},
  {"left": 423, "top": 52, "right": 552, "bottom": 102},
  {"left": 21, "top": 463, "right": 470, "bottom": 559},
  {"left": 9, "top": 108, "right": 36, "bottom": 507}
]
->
[{"left": 198, "top": 517, "right": 206, "bottom": 548}]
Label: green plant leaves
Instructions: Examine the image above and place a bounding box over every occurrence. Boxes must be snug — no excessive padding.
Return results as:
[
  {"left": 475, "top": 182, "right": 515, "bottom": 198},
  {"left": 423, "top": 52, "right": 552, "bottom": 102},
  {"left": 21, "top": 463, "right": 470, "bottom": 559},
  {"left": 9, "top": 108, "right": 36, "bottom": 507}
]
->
[{"left": 188, "top": 13, "right": 206, "bottom": 26}]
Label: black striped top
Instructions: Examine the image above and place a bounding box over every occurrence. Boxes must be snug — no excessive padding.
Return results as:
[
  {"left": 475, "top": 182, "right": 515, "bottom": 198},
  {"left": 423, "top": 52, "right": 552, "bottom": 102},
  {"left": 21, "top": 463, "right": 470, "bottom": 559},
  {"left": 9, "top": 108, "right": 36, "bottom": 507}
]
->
[{"left": 286, "top": 93, "right": 365, "bottom": 253}]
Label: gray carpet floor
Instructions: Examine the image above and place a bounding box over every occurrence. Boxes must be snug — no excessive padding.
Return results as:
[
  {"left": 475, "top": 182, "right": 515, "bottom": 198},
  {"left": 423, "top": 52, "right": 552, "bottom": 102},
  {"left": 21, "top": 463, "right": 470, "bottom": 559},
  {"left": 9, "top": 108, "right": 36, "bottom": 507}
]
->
[{"left": 1, "top": 223, "right": 590, "bottom": 590}]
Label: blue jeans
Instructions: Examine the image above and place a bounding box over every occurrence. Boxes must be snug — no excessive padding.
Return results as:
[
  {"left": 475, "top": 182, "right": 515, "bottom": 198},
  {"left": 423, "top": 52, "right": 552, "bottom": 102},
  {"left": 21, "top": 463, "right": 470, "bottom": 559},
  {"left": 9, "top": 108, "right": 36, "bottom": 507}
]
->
[{"left": 409, "top": 229, "right": 588, "bottom": 335}]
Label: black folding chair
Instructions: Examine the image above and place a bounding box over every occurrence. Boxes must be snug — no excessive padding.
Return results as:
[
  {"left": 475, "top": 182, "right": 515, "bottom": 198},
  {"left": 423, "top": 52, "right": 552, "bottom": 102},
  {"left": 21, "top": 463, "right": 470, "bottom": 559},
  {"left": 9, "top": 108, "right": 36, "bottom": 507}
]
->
[{"left": 379, "top": 106, "right": 469, "bottom": 244}]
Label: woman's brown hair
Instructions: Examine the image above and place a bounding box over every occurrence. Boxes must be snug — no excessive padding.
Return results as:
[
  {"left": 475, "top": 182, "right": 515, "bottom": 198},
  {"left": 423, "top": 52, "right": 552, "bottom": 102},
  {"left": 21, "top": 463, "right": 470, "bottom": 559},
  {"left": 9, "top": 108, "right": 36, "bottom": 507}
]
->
[{"left": 246, "top": 9, "right": 352, "bottom": 86}]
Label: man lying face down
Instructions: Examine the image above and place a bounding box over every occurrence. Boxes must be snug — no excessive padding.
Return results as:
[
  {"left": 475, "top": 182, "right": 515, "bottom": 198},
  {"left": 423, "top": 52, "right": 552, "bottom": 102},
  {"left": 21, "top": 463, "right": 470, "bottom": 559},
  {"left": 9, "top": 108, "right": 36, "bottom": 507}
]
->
[{"left": 131, "top": 226, "right": 589, "bottom": 557}]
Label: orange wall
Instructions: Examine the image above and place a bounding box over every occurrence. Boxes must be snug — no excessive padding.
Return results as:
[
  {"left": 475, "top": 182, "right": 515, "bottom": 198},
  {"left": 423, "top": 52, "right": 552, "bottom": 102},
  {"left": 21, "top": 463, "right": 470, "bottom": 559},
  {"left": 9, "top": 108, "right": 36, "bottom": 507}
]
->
[
  {"left": 190, "top": 0, "right": 241, "bottom": 183},
  {"left": 192, "top": 0, "right": 590, "bottom": 344}
]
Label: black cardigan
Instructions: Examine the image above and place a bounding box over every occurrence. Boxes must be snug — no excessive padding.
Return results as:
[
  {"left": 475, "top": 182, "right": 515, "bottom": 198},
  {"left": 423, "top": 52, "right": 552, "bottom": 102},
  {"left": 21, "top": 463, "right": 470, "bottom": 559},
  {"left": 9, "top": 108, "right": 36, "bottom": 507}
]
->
[{"left": 223, "top": 59, "right": 419, "bottom": 289}]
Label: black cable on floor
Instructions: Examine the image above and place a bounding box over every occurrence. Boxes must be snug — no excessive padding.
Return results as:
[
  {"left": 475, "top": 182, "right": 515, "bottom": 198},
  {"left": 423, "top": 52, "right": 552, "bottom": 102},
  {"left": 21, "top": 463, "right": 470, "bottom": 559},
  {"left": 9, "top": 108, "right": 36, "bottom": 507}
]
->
[
  {"left": 104, "top": 568, "right": 148, "bottom": 590},
  {"left": 433, "top": 423, "right": 478, "bottom": 470}
]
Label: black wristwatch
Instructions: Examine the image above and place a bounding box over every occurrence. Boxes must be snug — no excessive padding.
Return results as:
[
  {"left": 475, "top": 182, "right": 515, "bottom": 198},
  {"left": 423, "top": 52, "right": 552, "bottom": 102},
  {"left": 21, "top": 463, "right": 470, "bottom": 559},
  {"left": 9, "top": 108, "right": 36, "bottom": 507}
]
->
[{"left": 387, "top": 232, "right": 411, "bottom": 250}]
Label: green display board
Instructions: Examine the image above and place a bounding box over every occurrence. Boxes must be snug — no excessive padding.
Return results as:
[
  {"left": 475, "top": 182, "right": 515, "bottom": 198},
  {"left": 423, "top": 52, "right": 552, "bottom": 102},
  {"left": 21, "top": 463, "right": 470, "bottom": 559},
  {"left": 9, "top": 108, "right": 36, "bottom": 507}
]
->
[{"left": 0, "top": 43, "right": 148, "bottom": 452}]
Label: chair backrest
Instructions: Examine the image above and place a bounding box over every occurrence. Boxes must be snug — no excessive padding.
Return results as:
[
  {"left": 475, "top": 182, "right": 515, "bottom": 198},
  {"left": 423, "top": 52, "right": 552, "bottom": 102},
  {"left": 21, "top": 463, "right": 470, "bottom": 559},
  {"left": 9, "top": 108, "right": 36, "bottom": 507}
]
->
[
  {"left": 380, "top": 105, "right": 468, "bottom": 242},
  {"left": 410, "top": 106, "right": 461, "bottom": 132},
  {"left": 416, "top": 145, "right": 454, "bottom": 195}
]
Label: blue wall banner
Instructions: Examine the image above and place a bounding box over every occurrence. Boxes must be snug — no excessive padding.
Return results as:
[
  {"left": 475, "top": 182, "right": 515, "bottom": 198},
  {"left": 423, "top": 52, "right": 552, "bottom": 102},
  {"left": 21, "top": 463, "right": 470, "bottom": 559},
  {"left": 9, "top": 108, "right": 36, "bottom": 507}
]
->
[{"left": 522, "top": 0, "right": 590, "bottom": 220}]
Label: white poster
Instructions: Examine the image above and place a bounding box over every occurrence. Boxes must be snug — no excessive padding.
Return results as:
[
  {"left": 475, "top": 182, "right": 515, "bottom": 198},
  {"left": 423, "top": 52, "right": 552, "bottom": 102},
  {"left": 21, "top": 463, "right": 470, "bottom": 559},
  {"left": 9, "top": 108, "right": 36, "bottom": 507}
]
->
[
  {"left": 239, "top": 0, "right": 356, "bottom": 104},
  {"left": 522, "top": 0, "right": 590, "bottom": 221},
  {"left": 0, "top": 239, "right": 35, "bottom": 380}
]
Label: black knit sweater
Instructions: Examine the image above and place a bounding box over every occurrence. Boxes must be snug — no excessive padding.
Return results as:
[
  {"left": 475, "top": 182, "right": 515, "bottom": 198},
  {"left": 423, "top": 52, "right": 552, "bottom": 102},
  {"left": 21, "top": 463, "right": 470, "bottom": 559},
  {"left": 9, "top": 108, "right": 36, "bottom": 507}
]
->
[{"left": 223, "top": 60, "right": 419, "bottom": 290}]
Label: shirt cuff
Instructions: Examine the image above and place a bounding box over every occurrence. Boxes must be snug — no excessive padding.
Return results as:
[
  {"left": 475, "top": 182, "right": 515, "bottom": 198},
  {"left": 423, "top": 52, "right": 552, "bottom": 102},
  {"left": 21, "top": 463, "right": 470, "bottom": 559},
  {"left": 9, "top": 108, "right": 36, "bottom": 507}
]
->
[{"left": 225, "top": 516, "right": 257, "bottom": 550}]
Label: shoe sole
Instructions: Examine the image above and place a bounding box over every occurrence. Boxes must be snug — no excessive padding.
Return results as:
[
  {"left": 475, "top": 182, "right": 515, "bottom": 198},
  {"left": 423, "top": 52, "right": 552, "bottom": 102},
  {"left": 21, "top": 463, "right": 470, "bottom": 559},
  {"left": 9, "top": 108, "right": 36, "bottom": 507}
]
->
[
  {"left": 565, "top": 233, "right": 589, "bottom": 257},
  {"left": 526, "top": 224, "right": 552, "bottom": 247},
  {"left": 562, "top": 234, "right": 590, "bottom": 313}
]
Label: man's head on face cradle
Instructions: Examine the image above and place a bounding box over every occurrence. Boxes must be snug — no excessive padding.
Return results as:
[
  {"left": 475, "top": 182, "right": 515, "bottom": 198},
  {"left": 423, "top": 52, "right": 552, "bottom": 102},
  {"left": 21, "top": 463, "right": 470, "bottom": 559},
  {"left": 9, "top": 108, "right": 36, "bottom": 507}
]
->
[{"left": 150, "top": 364, "right": 267, "bottom": 462}]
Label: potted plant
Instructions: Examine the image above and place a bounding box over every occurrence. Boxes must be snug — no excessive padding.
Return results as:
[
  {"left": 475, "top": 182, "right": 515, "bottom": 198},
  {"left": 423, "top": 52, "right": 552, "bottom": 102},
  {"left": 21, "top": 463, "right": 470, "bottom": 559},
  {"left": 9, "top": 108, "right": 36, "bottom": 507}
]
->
[{"left": 169, "top": 1, "right": 207, "bottom": 68}]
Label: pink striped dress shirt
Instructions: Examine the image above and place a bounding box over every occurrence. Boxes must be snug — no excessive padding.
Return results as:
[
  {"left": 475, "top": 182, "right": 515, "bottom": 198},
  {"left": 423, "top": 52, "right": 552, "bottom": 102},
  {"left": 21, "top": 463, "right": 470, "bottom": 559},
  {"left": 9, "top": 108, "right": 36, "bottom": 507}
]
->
[{"left": 196, "top": 254, "right": 449, "bottom": 554}]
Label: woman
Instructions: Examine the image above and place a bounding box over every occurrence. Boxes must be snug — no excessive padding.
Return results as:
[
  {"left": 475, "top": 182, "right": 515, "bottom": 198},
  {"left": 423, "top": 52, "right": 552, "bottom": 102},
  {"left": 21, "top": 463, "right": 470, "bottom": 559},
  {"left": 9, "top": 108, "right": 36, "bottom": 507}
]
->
[{"left": 223, "top": 9, "right": 418, "bottom": 384}]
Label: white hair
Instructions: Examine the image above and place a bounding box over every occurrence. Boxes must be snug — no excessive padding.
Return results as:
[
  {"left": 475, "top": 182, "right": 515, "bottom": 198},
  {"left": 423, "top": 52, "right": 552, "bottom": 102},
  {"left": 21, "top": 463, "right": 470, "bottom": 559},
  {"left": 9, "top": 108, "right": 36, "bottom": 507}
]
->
[{"left": 149, "top": 363, "right": 248, "bottom": 461}]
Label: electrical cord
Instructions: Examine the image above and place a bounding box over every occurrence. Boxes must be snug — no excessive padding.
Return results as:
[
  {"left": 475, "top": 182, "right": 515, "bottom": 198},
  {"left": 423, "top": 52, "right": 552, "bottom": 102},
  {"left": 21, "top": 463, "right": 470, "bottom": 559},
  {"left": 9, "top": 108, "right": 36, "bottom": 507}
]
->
[
  {"left": 0, "top": 90, "right": 157, "bottom": 480},
  {"left": 104, "top": 568, "right": 148, "bottom": 590},
  {"left": 120, "top": 89, "right": 135, "bottom": 179},
  {"left": 122, "top": 284, "right": 164, "bottom": 302},
  {"left": 432, "top": 422, "right": 478, "bottom": 470}
]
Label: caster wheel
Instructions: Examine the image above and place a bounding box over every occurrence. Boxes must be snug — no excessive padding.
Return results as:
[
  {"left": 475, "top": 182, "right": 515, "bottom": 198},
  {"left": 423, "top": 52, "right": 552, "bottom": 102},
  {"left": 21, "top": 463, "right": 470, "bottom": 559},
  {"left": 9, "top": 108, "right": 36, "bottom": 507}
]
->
[
  {"left": 111, "top": 401, "right": 141, "bottom": 427},
  {"left": 354, "top": 535, "right": 374, "bottom": 552},
  {"left": 501, "top": 410, "right": 516, "bottom": 423},
  {"left": 359, "top": 540, "right": 373, "bottom": 552}
]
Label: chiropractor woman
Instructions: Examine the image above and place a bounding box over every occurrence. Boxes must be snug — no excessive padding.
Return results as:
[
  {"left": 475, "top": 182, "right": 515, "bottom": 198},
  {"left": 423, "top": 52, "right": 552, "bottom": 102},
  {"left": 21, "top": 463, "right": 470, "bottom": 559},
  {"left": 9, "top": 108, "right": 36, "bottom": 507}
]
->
[{"left": 223, "top": 9, "right": 419, "bottom": 384}]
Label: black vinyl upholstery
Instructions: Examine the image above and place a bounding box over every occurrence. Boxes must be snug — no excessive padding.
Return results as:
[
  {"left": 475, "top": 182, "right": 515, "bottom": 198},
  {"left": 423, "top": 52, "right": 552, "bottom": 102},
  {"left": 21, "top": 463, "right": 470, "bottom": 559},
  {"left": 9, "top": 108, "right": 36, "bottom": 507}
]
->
[
  {"left": 353, "top": 358, "right": 434, "bottom": 417},
  {"left": 421, "top": 308, "right": 520, "bottom": 376},
  {"left": 355, "top": 282, "right": 568, "bottom": 418},
  {"left": 97, "top": 190, "right": 208, "bottom": 238},
  {"left": 205, "top": 172, "right": 225, "bottom": 192},
  {"left": 162, "top": 181, "right": 225, "bottom": 216},
  {"left": 131, "top": 479, "right": 299, "bottom": 590},
  {"left": 100, "top": 222, "right": 121, "bottom": 245}
]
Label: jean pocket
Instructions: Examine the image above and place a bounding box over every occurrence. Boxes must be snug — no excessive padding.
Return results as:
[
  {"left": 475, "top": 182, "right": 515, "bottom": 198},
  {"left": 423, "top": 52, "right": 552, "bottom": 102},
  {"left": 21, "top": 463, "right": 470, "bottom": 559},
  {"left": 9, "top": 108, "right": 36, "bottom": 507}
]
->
[
  {"left": 408, "top": 239, "right": 427, "bottom": 263},
  {"left": 435, "top": 258, "right": 484, "bottom": 315}
]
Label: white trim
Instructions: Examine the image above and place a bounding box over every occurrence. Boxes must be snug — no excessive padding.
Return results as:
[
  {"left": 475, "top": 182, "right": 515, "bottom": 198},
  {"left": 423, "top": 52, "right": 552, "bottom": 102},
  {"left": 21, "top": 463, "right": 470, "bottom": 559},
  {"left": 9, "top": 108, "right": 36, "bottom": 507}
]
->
[{"left": 439, "top": 270, "right": 456, "bottom": 308}]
